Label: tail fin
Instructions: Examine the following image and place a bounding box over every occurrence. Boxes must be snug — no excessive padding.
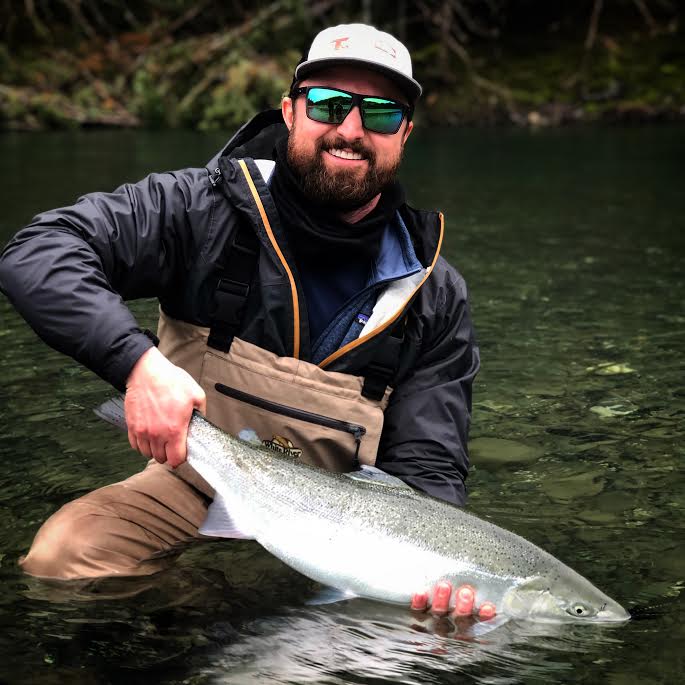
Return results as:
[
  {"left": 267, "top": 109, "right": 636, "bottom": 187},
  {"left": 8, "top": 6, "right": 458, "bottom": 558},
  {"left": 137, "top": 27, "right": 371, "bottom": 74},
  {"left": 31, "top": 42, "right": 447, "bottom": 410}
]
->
[{"left": 94, "top": 396, "right": 128, "bottom": 432}]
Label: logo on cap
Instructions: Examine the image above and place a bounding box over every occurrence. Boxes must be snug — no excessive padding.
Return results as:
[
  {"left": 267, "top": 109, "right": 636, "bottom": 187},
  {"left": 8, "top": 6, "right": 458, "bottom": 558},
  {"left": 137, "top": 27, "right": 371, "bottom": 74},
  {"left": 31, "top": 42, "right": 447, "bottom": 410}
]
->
[
  {"left": 374, "top": 39, "right": 397, "bottom": 59},
  {"left": 331, "top": 36, "right": 349, "bottom": 50}
]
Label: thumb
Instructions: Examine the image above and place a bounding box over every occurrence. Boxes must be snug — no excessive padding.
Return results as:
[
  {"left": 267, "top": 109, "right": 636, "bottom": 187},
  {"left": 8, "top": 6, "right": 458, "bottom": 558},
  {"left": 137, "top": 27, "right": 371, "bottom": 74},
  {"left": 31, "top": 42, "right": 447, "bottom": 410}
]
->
[{"left": 193, "top": 386, "right": 207, "bottom": 415}]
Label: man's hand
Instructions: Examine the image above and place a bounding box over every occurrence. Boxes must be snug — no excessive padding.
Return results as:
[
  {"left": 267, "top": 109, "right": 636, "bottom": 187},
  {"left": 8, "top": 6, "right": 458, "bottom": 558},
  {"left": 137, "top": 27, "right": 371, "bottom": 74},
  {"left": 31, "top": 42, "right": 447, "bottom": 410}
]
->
[
  {"left": 411, "top": 581, "right": 496, "bottom": 620},
  {"left": 125, "top": 346, "right": 206, "bottom": 467}
]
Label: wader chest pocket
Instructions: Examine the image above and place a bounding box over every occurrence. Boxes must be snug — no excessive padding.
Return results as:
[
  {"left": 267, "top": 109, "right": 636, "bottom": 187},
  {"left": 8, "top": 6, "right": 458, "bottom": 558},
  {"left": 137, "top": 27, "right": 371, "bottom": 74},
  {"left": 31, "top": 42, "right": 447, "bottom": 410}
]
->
[
  {"left": 215, "top": 383, "right": 366, "bottom": 464},
  {"left": 197, "top": 340, "right": 388, "bottom": 472}
]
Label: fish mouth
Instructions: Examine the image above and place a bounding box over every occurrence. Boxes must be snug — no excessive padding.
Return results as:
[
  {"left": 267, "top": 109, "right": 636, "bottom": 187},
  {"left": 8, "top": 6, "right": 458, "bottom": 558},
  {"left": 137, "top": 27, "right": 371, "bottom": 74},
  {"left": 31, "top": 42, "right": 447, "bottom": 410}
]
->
[{"left": 595, "top": 604, "right": 631, "bottom": 623}]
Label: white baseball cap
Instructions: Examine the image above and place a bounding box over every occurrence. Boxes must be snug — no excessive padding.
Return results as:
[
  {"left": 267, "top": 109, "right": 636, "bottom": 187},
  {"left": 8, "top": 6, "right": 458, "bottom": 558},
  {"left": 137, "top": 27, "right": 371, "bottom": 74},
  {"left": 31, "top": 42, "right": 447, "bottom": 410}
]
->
[{"left": 295, "top": 23, "right": 422, "bottom": 103}]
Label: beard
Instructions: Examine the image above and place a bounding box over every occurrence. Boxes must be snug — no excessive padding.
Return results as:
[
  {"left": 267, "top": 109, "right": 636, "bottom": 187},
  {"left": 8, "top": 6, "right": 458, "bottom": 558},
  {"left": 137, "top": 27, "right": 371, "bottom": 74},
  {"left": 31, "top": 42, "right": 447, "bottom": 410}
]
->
[{"left": 287, "top": 126, "right": 404, "bottom": 211}]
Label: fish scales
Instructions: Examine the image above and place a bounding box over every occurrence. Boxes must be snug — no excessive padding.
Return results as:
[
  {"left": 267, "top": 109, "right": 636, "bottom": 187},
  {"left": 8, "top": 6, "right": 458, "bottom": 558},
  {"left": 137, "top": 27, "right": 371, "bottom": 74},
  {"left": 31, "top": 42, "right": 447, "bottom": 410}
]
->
[
  {"left": 190, "top": 415, "right": 567, "bottom": 601},
  {"left": 193, "top": 414, "right": 551, "bottom": 573}
]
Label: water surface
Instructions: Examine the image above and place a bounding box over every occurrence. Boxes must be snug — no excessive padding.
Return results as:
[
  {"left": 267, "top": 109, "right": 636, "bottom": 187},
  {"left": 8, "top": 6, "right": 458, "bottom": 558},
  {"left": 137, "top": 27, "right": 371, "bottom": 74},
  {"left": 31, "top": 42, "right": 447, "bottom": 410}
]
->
[{"left": 0, "top": 126, "right": 683, "bottom": 684}]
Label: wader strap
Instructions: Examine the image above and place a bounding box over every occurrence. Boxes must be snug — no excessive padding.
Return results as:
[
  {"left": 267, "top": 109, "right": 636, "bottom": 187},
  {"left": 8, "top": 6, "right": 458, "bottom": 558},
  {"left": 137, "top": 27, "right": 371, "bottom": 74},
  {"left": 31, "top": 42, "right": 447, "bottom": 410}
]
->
[
  {"left": 361, "top": 321, "right": 405, "bottom": 401},
  {"left": 207, "top": 223, "right": 260, "bottom": 352}
]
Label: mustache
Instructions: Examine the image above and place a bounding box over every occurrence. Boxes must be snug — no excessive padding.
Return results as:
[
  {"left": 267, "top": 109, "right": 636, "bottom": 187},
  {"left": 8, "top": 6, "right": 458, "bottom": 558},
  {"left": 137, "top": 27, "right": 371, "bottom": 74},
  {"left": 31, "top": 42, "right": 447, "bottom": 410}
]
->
[{"left": 319, "top": 137, "right": 375, "bottom": 162}]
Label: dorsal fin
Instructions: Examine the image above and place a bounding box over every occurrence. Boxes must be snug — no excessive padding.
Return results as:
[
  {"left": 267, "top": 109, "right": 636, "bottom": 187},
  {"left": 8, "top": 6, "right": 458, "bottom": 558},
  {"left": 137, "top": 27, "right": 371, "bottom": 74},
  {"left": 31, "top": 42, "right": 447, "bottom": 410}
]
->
[{"left": 344, "top": 465, "right": 415, "bottom": 491}]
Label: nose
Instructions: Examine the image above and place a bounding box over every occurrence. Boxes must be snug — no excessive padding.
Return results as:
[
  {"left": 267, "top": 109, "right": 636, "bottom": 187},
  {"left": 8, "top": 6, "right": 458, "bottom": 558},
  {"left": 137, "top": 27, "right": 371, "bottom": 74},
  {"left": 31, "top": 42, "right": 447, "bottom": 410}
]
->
[
  {"left": 336, "top": 105, "right": 364, "bottom": 140},
  {"left": 598, "top": 602, "right": 631, "bottom": 622}
]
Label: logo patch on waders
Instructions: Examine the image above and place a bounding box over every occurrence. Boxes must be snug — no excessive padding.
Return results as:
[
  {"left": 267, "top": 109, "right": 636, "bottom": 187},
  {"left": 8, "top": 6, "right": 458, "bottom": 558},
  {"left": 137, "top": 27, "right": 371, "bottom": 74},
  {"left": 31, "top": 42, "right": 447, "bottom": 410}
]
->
[{"left": 262, "top": 435, "right": 303, "bottom": 458}]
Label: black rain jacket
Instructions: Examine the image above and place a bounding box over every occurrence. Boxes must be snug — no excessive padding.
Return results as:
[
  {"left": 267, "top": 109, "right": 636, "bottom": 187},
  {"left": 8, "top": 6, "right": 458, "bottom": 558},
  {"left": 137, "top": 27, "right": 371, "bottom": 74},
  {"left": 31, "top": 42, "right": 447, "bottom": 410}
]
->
[{"left": 0, "top": 110, "right": 480, "bottom": 505}]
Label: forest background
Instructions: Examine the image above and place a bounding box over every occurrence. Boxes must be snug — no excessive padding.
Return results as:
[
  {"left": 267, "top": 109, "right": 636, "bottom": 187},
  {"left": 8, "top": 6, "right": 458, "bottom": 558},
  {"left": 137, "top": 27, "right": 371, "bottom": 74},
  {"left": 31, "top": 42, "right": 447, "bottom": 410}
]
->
[{"left": 1, "top": 0, "right": 683, "bottom": 130}]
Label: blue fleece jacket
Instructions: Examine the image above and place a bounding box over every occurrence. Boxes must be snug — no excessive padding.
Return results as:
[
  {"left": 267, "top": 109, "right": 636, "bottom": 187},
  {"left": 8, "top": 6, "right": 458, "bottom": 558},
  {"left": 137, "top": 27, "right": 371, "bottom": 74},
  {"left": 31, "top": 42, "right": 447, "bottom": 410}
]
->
[{"left": 297, "top": 211, "right": 423, "bottom": 364}]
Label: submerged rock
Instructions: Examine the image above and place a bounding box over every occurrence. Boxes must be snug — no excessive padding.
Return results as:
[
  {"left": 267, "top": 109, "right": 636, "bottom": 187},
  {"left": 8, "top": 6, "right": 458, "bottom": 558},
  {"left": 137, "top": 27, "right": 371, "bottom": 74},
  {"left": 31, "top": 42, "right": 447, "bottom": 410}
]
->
[
  {"left": 585, "top": 362, "right": 636, "bottom": 375},
  {"left": 540, "top": 468, "right": 606, "bottom": 502},
  {"left": 590, "top": 400, "right": 638, "bottom": 418},
  {"left": 469, "top": 437, "right": 544, "bottom": 466}
]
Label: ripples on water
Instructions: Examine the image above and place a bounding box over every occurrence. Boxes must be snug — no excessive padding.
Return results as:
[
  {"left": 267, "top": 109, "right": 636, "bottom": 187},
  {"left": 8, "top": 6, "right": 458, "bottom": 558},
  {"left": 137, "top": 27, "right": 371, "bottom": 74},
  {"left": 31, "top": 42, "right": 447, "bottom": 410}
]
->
[
  {"left": 0, "top": 127, "right": 682, "bottom": 684},
  {"left": 198, "top": 603, "right": 632, "bottom": 685}
]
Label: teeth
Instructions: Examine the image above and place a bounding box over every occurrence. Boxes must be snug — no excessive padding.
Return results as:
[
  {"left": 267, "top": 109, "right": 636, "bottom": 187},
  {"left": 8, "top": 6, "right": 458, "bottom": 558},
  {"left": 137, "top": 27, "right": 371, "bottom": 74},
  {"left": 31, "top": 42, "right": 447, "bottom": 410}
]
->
[{"left": 329, "top": 148, "right": 363, "bottom": 160}]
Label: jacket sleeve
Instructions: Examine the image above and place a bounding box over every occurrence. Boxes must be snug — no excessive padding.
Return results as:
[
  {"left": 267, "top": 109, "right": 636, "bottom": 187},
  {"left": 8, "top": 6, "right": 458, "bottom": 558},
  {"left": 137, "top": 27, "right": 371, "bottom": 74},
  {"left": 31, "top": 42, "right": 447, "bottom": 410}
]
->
[
  {"left": 375, "top": 267, "right": 479, "bottom": 506},
  {"left": 0, "top": 169, "right": 214, "bottom": 390}
]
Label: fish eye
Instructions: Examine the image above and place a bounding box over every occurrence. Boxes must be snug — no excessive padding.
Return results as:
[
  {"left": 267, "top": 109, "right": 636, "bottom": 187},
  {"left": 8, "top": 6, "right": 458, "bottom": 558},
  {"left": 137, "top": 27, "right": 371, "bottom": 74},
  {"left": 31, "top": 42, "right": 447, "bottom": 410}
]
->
[{"left": 567, "top": 603, "right": 592, "bottom": 617}]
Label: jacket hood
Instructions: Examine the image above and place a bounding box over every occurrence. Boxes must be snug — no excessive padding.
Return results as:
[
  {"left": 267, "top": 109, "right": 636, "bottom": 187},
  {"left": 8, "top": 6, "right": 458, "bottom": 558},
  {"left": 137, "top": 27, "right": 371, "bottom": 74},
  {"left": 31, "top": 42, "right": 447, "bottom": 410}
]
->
[{"left": 206, "top": 110, "right": 287, "bottom": 171}]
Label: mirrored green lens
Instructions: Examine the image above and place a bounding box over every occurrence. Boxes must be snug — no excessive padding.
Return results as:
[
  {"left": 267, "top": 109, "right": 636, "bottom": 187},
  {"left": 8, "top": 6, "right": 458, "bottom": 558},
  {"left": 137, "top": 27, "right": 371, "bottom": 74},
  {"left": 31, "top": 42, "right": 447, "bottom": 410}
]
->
[
  {"left": 361, "top": 97, "right": 405, "bottom": 134},
  {"left": 304, "top": 88, "right": 405, "bottom": 134},
  {"left": 306, "top": 88, "right": 353, "bottom": 124}
]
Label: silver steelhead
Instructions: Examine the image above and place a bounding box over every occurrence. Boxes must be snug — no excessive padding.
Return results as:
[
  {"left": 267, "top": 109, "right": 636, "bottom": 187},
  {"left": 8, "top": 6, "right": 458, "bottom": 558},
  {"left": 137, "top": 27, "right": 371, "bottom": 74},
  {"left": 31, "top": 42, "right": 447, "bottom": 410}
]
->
[{"left": 96, "top": 398, "right": 630, "bottom": 624}]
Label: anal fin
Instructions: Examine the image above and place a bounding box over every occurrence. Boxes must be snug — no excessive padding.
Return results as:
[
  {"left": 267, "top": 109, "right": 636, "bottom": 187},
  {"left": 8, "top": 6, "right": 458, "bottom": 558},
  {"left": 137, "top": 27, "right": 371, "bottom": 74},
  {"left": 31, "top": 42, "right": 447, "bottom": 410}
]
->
[{"left": 306, "top": 586, "right": 359, "bottom": 606}]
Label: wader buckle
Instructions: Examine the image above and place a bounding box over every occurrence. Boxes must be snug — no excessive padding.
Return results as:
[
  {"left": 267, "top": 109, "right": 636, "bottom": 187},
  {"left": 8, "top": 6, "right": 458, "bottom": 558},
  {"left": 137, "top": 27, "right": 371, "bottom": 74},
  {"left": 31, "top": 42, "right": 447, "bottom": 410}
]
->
[{"left": 362, "top": 362, "right": 393, "bottom": 401}]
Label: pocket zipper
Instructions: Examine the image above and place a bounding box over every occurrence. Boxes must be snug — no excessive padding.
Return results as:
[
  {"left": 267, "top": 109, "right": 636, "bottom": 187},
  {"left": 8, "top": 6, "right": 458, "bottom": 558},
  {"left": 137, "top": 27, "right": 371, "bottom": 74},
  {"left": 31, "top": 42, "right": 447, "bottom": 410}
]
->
[{"left": 214, "top": 383, "right": 367, "bottom": 461}]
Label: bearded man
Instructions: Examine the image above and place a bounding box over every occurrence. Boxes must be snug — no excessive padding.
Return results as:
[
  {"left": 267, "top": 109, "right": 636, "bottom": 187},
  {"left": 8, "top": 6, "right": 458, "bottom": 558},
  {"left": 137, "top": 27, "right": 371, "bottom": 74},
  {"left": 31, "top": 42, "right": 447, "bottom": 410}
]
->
[{"left": 0, "top": 24, "right": 488, "bottom": 618}]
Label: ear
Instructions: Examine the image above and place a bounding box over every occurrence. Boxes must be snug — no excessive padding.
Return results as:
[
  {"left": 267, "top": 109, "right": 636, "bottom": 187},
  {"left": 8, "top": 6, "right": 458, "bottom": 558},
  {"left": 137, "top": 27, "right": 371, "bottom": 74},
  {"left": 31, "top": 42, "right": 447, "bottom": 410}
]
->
[
  {"left": 282, "top": 97, "right": 294, "bottom": 131},
  {"left": 402, "top": 120, "right": 413, "bottom": 145}
]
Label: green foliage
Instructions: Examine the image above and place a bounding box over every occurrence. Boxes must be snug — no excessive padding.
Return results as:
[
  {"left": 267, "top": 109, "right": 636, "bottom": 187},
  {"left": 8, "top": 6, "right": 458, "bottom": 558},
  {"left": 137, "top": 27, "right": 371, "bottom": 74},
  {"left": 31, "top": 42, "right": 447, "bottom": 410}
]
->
[
  {"left": 0, "top": 1, "right": 682, "bottom": 129},
  {"left": 31, "top": 93, "right": 80, "bottom": 128},
  {"left": 199, "top": 60, "right": 290, "bottom": 130},
  {"left": 132, "top": 69, "right": 172, "bottom": 127}
]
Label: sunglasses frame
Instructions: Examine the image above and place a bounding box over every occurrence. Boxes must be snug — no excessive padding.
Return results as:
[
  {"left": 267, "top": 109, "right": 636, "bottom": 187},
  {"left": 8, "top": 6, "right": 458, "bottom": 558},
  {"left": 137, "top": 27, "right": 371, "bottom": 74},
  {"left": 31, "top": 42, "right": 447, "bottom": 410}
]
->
[{"left": 290, "top": 86, "right": 413, "bottom": 135}]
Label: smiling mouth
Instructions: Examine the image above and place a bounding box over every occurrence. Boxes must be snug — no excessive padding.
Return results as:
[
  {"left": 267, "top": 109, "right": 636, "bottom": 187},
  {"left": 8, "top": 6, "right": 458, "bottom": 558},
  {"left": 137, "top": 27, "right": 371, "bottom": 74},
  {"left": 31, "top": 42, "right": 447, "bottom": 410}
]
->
[{"left": 325, "top": 148, "right": 366, "bottom": 161}]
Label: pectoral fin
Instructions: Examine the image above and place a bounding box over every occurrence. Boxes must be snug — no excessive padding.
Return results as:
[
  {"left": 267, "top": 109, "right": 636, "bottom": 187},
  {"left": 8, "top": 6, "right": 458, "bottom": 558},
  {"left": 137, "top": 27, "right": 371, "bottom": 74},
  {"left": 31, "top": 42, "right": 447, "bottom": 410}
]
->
[
  {"left": 199, "top": 492, "right": 255, "bottom": 539},
  {"left": 467, "top": 614, "right": 510, "bottom": 638}
]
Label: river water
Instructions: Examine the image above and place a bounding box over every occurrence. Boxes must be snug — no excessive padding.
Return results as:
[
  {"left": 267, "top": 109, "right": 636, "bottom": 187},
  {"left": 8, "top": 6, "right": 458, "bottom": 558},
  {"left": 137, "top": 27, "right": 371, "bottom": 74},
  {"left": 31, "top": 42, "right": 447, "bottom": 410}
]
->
[{"left": 0, "top": 126, "right": 682, "bottom": 684}]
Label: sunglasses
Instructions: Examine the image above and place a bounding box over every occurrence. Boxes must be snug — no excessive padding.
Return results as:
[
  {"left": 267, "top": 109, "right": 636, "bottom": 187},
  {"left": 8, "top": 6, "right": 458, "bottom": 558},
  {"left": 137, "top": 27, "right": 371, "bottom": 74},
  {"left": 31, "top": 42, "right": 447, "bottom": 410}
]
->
[{"left": 291, "top": 86, "right": 412, "bottom": 135}]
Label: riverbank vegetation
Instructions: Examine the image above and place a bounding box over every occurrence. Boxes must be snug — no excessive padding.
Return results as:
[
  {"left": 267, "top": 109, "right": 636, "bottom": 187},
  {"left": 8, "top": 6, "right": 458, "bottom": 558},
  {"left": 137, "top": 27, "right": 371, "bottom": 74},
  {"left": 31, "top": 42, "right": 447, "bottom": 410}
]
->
[{"left": 1, "top": 0, "right": 682, "bottom": 130}]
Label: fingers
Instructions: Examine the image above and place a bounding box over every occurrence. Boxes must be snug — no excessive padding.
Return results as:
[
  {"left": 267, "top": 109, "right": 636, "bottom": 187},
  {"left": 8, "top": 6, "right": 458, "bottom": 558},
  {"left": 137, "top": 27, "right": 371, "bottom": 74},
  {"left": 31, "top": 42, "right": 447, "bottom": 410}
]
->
[
  {"left": 410, "top": 582, "right": 497, "bottom": 622},
  {"left": 128, "top": 433, "right": 161, "bottom": 463},
  {"left": 128, "top": 429, "right": 138, "bottom": 453},
  {"left": 411, "top": 591, "right": 429, "bottom": 611},
  {"left": 130, "top": 432, "right": 188, "bottom": 468},
  {"left": 478, "top": 602, "right": 497, "bottom": 620},
  {"left": 129, "top": 426, "right": 151, "bottom": 459},
  {"left": 451, "top": 584, "right": 497, "bottom": 621},
  {"left": 137, "top": 438, "right": 153, "bottom": 460},
  {"left": 149, "top": 439, "right": 168, "bottom": 465},
  {"left": 431, "top": 580, "right": 453, "bottom": 616},
  {"left": 165, "top": 429, "right": 187, "bottom": 469},
  {"left": 124, "top": 348, "right": 204, "bottom": 466},
  {"left": 453, "top": 584, "right": 476, "bottom": 616}
]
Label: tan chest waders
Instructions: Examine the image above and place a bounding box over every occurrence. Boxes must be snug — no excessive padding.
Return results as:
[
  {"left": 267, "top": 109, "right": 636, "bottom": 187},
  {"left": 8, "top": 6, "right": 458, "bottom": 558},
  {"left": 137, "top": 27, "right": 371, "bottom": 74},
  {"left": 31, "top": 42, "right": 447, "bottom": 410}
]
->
[{"left": 159, "top": 313, "right": 390, "bottom": 471}]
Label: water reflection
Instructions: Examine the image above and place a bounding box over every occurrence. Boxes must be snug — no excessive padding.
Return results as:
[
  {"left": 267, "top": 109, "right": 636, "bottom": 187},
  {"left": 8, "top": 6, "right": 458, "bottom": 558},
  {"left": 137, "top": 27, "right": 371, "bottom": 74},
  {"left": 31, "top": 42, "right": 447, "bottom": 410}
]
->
[{"left": 200, "top": 600, "right": 629, "bottom": 685}]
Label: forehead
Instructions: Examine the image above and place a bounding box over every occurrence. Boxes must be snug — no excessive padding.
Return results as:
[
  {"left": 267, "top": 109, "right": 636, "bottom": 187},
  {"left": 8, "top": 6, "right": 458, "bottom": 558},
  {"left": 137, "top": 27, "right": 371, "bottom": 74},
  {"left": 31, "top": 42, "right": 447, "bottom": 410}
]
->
[{"left": 299, "top": 65, "right": 407, "bottom": 103}]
